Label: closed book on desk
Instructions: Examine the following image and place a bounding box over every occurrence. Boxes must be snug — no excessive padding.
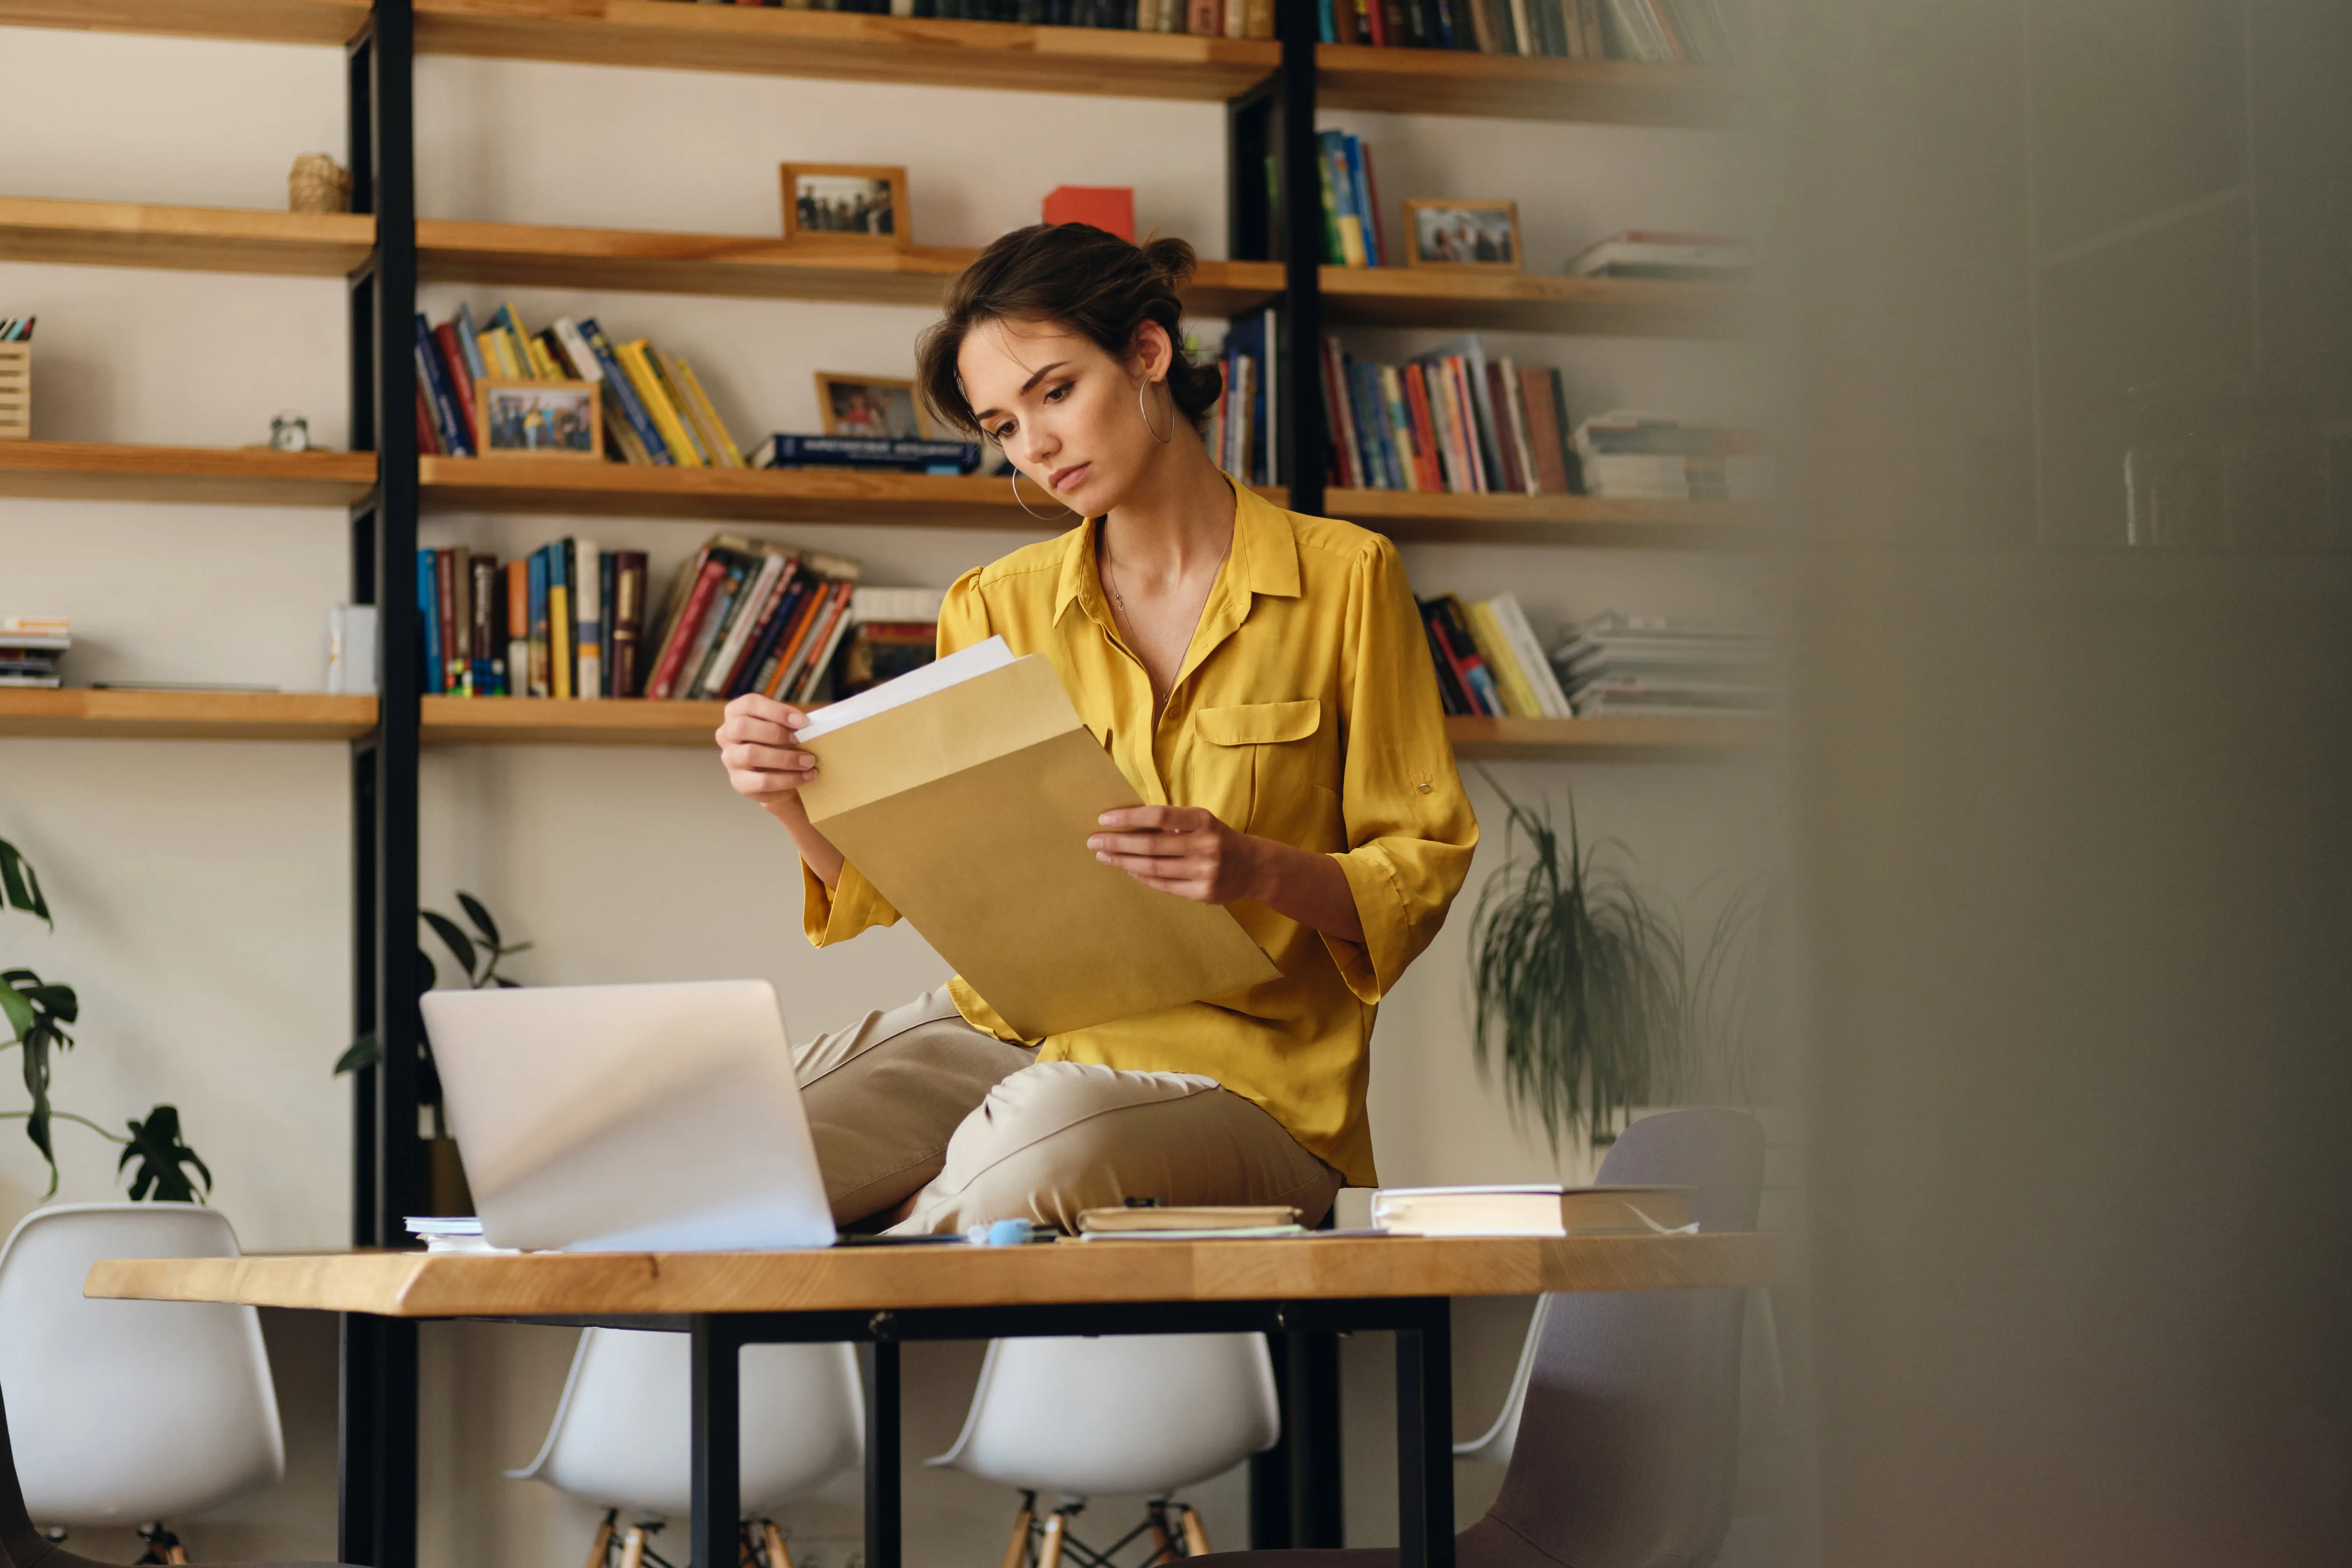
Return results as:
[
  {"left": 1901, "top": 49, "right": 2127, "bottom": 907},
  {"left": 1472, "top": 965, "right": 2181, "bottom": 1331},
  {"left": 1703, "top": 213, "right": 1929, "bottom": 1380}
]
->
[
  {"left": 795, "top": 638, "right": 1278, "bottom": 1038},
  {"left": 1370, "top": 1183, "right": 1694, "bottom": 1237}
]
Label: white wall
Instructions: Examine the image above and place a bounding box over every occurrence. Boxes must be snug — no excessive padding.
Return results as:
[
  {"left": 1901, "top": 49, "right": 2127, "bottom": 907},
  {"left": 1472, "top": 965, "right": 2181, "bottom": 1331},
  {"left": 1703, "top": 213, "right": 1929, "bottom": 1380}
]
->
[{"left": 0, "top": 23, "right": 1762, "bottom": 1567}]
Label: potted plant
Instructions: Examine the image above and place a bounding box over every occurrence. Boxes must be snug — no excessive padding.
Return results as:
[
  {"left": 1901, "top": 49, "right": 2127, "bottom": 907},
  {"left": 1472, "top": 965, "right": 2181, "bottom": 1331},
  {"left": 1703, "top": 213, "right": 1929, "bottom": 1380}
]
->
[
  {"left": 334, "top": 892, "right": 529, "bottom": 1216},
  {"left": 2, "top": 833, "right": 212, "bottom": 1201}
]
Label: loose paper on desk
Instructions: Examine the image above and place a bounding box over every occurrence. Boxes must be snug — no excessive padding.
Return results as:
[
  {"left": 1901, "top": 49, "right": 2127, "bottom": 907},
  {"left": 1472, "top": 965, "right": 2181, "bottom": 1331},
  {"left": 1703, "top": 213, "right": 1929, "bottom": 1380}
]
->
[{"left": 795, "top": 637, "right": 1280, "bottom": 1037}]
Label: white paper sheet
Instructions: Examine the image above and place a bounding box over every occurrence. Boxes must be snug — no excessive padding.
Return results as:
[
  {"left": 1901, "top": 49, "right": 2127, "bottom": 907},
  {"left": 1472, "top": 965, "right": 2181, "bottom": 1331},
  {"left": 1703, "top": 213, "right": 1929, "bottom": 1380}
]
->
[{"left": 791, "top": 634, "right": 1014, "bottom": 743}]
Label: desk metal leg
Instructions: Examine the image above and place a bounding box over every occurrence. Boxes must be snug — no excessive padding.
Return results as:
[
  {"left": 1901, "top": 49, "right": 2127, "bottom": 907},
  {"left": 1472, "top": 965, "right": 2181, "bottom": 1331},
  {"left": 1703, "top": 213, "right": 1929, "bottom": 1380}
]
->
[
  {"left": 864, "top": 1339, "right": 902, "bottom": 1568},
  {"left": 1395, "top": 1300, "right": 1454, "bottom": 1568},
  {"left": 691, "top": 1316, "right": 742, "bottom": 1568}
]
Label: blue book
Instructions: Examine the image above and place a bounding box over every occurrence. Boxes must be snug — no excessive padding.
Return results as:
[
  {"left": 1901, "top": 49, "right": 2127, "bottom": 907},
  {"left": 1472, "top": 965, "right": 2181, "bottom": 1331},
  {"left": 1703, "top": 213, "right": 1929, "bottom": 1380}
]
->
[
  {"left": 1348, "top": 359, "right": 1390, "bottom": 490},
  {"left": 1317, "top": 0, "right": 1336, "bottom": 41},
  {"left": 417, "top": 549, "right": 442, "bottom": 695},
  {"left": 526, "top": 550, "right": 549, "bottom": 697},
  {"left": 1346, "top": 135, "right": 1380, "bottom": 268},
  {"left": 765, "top": 433, "right": 982, "bottom": 471},
  {"left": 1364, "top": 362, "right": 1403, "bottom": 489},
  {"left": 413, "top": 314, "right": 473, "bottom": 456},
  {"left": 599, "top": 550, "right": 618, "bottom": 698},
  {"left": 575, "top": 317, "right": 673, "bottom": 464},
  {"left": 454, "top": 302, "right": 489, "bottom": 387}
]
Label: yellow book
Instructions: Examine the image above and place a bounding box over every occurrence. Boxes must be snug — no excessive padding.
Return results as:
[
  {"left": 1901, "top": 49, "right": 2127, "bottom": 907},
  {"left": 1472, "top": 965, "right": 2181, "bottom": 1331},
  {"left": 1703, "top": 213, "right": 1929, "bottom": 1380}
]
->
[
  {"left": 1466, "top": 598, "right": 1544, "bottom": 718},
  {"left": 474, "top": 331, "right": 510, "bottom": 380},
  {"left": 524, "top": 333, "right": 563, "bottom": 382},
  {"left": 548, "top": 582, "right": 572, "bottom": 700},
  {"left": 645, "top": 349, "right": 714, "bottom": 466},
  {"left": 618, "top": 339, "right": 703, "bottom": 468},
  {"left": 670, "top": 355, "right": 746, "bottom": 468}
]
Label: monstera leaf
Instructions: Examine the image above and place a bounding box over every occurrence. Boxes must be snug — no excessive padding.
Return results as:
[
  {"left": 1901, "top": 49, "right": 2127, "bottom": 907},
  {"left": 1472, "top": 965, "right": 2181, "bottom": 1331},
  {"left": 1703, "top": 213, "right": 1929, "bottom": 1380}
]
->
[
  {"left": 4, "top": 967, "right": 78, "bottom": 1193},
  {"left": 0, "top": 836, "right": 51, "bottom": 928},
  {"left": 119, "top": 1104, "right": 212, "bottom": 1203}
]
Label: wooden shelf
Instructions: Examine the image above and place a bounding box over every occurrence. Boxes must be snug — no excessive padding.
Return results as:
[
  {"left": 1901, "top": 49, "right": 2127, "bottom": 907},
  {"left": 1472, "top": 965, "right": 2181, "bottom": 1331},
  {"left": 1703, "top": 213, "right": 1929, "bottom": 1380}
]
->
[
  {"left": 0, "top": 0, "right": 368, "bottom": 48},
  {"left": 0, "top": 442, "right": 377, "bottom": 507},
  {"left": 412, "top": 0, "right": 1280, "bottom": 100},
  {"left": 420, "top": 456, "right": 1286, "bottom": 529},
  {"left": 421, "top": 696, "right": 722, "bottom": 747},
  {"left": 417, "top": 219, "right": 1285, "bottom": 316},
  {"left": 1446, "top": 715, "right": 1759, "bottom": 757},
  {"left": 1321, "top": 267, "right": 1741, "bottom": 337},
  {"left": 0, "top": 196, "right": 372, "bottom": 278},
  {"left": 0, "top": 689, "right": 376, "bottom": 742},
  {"left": 1318, "top": 44, "right": 1736, "bottom": 126},
  {"left": 1334, "top": 487, "right": 1751, "bottom": 545}
]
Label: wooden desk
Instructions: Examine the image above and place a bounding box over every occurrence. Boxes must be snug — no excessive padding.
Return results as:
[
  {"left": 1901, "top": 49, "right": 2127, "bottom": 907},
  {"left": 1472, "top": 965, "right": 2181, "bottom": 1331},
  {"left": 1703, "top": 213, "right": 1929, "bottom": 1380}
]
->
[{"left": 89, "top": 1233, "right": 1781, "bottom": 1568}]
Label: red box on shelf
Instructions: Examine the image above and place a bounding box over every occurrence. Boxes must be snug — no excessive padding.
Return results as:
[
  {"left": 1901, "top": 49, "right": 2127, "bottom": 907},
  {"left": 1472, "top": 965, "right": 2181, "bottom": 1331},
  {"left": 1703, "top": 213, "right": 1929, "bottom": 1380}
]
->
[{"left": 1042, "top": 186, "right": 1135, "bottom": 242}]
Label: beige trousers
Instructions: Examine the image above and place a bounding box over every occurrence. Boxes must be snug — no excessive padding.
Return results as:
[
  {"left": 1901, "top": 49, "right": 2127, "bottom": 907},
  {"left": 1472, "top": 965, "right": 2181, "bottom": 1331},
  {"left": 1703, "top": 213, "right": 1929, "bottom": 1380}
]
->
[{"left": 791, "top": 987, "right": 1344, "bottom": 1235}]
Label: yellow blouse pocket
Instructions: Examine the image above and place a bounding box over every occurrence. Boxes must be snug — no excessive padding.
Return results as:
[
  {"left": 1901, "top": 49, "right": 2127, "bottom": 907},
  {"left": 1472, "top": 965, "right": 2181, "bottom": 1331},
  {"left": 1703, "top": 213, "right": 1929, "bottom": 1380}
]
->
[{"left": 1193, "top": 699, "right": 1340, "bottom": 852}]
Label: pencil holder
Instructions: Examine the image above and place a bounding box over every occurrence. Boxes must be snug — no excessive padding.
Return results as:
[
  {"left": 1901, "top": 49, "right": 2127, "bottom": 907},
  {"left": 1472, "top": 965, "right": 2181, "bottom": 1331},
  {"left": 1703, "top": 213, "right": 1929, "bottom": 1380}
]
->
[{"left": 0, "top": 344, "right": 28, "bottom": 440}]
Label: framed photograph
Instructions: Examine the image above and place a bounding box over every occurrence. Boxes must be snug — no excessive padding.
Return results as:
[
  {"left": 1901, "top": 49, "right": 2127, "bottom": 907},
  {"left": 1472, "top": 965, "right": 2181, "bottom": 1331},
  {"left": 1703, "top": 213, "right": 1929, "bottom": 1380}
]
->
[
  {"left": 475, "top": 378, "right": 601, "bottom": 459},
  {"left": 1402, "top": 200, "right": 1524, "bottom": 270},
  {"left": 781, "top": 163, "right": 910, "bottom": 251},
  {"left": 815, "top": 373, "right": 930, "bottom": 440}
]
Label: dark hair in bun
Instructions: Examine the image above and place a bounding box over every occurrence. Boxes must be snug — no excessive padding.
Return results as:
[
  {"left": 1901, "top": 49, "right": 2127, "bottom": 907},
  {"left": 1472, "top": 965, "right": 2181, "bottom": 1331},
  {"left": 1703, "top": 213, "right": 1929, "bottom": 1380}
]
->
[{"left": 915, "top": 223, "right": 1220, "bottom": 439}]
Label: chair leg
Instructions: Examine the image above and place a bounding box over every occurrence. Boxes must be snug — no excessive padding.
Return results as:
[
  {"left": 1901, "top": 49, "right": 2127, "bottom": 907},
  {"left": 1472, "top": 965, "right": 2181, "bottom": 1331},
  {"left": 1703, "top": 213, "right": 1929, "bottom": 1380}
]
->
[
  {"left": 586, "top": 1511, "right": 617, "bottom": 1568},
  {"left": 999, "top": 1493, "right": 1036, "bottom": 1568},
  {"left": 617, "top": 1524, "right": 648, "bottom": 1568},
  {"left": 1146, "top": 1501, "right": 1177, "bottom": 1566},
  {"left": 762, "top": 1521, "right": 794, "bottom": 1568},
  {"left": 1179, "top": 1506, "right": 1210, "bottom": 1558},
  {"left": 134, "top": 1524, "right": 187, "bottom": 1565},
  {"left": 1036, "top": 1512, "right": 1068, "bottom": 1568}
]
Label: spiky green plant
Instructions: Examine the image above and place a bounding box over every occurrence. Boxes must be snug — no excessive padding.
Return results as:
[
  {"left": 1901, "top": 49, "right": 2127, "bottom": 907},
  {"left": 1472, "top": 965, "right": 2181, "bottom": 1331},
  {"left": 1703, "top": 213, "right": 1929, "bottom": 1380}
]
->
[{"left": 1467, "top": 776, "right": 1691, "bottom": 1152}]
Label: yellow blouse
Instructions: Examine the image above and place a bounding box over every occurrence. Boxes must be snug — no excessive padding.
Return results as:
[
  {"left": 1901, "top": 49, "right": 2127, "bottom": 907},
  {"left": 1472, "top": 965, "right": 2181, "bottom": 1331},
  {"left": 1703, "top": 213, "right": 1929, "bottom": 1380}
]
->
[{"left": 800, "top": 479, "right": 1478, "bottom": 1184}]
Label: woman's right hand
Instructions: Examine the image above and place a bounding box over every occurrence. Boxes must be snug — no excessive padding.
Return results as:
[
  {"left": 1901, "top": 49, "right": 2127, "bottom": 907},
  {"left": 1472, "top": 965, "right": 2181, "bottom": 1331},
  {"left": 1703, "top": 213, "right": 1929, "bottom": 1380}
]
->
[{"left": 716, "top": 694, "right": 818, "bottom": 809}]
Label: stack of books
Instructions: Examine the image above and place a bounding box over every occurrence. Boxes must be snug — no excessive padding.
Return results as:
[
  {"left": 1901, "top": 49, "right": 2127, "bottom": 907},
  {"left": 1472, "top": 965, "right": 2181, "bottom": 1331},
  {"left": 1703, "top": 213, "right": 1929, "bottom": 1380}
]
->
[
  {"left": 1318, "top": 0, "right": 1743, "bottom": 61},
  {"left": 1315, "top": 130, "right": 1388, "bottom": 268},
  {"left": 0, "top": 317, "right": 34, "bottom": 343},
  {"left": 1574, "top": 412, "right": 1767, "bottom": 501},
  {"left": 835, "top": 587, "right": 945, "bottom": 698},
  {"left": 0, "top": 616, "right": 68, "bottom": 688},
  {"left": 1324, "top": 335, "right": 1578, "bottom": 496},
  {"left": 1548, "top": 611, "right": 1772, "bottom": 718},
  {"left": 1564, "top": 229, "right": 1748, "bottom": 282},
  {"left": 415, "top": 301, "right": 748, "bottom": 468},
  {"left": 1212, "top": 308, "right": 1281, "bottom": 485},
  {"left": 1418, "top": 592, "right": 1572, "bottom": 719},
  {"left": 642, "top": 533, "right": 866, "bottom": 705},
  {"left": 751, "top": 433, "right": 984, "bottom": 476}
]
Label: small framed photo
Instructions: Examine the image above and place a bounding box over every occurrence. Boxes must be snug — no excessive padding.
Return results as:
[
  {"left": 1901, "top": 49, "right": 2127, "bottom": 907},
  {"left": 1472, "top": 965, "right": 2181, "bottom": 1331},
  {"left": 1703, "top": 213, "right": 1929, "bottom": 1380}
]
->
[
  {"left": 781, "top": 163, "right": 910, "bottom": 251},
  {"left": 1403, "top": 200, "right": 1524, "bottom": 270},
  {"left": 475, "top": 379, "right": 602, "bottom": 459},
  {"left": 815, "top": 373, "right": 930, "bottom": 440}
]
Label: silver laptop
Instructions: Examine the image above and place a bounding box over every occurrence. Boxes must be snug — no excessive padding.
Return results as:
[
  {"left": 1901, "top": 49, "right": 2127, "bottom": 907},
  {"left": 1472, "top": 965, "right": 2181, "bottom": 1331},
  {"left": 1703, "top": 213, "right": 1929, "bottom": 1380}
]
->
[{"left": 421, "top": 979, "right": 835, "bottom": 1253}]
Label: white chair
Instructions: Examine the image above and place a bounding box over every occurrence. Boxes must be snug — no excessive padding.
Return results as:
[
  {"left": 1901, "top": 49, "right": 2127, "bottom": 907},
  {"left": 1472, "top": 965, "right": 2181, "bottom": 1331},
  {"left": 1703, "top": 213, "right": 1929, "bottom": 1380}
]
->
[
  {"left": 928, "top": 1334, "right": 1280, "bottom": 1568},
  {"left": 1452, "top": 1295, "right": 1552, "bottom": 1468},
  {"left": 511, "top": 1328, "right": 863, "bottom": 1568},
  {"left": 0, "top": 1203, "right": 285, "bottom": 1562}
]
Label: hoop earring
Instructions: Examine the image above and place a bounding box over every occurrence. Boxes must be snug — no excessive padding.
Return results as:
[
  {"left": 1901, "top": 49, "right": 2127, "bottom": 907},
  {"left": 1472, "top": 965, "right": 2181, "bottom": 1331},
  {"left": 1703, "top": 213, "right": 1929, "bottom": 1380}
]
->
[
  {"left": 1009, "top": 469, "right": 1061, "bottom": 521},
  {"left": 1139, "top": 379, "right": 1174, "bottom": 444}
]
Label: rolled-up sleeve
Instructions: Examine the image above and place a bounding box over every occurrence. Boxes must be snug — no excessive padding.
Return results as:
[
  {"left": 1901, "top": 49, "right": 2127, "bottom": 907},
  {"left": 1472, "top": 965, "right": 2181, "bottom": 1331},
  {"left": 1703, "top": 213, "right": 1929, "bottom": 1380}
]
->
[
  {"left": 798, "top": 566, "right": 993, "bottom": 950},
  {"left": 1321, "top": 536, "right": 1479, "bottom": 1002}
]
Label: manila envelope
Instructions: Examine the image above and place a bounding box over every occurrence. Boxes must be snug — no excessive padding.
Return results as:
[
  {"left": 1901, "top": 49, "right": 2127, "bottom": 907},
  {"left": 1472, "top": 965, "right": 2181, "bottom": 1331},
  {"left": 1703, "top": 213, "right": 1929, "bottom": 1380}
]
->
[{"left": 795, "top": 653, "right": 1279, "bottom": 1038}]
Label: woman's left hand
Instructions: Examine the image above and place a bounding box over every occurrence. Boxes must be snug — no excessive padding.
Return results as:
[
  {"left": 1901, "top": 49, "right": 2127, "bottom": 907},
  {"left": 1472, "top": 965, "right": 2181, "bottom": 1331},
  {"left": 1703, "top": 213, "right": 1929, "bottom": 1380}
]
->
[{"left": 1088, "top": 806, "right": 1264, "bottom": 905}]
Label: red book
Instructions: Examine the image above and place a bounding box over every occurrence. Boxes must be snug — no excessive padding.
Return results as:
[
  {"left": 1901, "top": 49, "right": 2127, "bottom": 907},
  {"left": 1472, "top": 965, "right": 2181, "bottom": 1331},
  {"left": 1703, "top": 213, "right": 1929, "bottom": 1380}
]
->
[
  {"left": 433, "top": 322, "right": 476, "bottom": 441},
  {"left": 1362, "top": 0, "right": 1384, "bottom": 45},
  {"left": 645, "top": 556, "right": 730, "bottom": 701},
  {"left": 1320, "top": 338, "right": 1357, "bottom": 489},
  {"left": 1188, "top": 0, "right": 1221, "bottom": 33},
  {"left": 414, "top": 385, "right": 441, "bottom": 456},
  {"left": 1401, "top": 369, "right": 1442, "bottom": 491},
  {"left": 759, "top": 579, "right": 837, "bottom": 701}
]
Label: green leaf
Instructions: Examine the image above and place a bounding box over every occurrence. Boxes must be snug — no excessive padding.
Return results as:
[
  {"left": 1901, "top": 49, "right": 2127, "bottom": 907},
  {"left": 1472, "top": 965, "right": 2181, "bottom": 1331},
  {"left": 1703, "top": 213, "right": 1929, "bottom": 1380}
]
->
[
  {"left": 334, "top": 1032, "right": 382, "bottom": 1075},
  {"left": 6, "top": 967, "right": 76, "bottom": 1196},
  {"left": 0, "top": 837, "right": 51, "bottom": 928},
  {"left": 422, "top": 911, "right": 476, "bottom": 981},
  {"left": 0, "top": 985, "right": 31, "bottom": 1046},
  {"left": 118, "top": 1104, "right": 212, "bottom": 1203},
  {"left": 455, "top": 892, "right": 501, "bottom": 948}
]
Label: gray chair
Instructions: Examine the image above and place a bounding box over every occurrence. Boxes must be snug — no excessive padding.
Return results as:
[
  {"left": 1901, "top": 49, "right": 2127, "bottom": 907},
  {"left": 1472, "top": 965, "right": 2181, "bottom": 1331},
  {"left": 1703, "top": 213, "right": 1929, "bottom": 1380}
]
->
[{"left": 1197, "top": 1107, "right": 1767, "bottom": 1568}]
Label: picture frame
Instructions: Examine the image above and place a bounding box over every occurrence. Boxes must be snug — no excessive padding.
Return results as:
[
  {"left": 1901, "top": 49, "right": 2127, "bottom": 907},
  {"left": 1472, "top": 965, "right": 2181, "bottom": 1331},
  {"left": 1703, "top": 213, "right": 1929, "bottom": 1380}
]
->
[
  {"left": 781, "top": 163, "right": 911, "bottom": 251},
  {"left": 814, "top": 373, "right": 931, "bottom": 440},
  {"left": 474, "top": 378, "right": 602, "bottom": 459},
  {"left": 1402, "top": 200, "right": 1524, "bottom": 271}
]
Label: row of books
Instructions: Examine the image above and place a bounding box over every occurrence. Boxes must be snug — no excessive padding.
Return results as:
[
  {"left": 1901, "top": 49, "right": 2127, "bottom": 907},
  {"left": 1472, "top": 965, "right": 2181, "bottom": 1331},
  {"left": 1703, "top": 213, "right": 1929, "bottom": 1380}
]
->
[
  {"left": 1419, "top": 593, "right": 1569, "bottom": 718},
  {"left": 415, "top": 301, "right": 749, "bottom": 468},
  {"left": 1574, "top": 412, "right": 1766, "bottom": 500},
  {"left": 1315, "top": 130, "right": 1389, "bottom": 269},
  {"left": 416, "top": 543, "right": 649, "bottom": 699},
  {"left": 1212, "top": 309, "right": 1282, "bottom": 486},
  {"left": 787, "top": 0, "right": 1280, "bottom": 35},
  {"left": 0, "top": 616, "right": 68, "bottom": 689},
  {"left": 1550, "top": 611, "right": 1770, "bottom": 717},
  {"left": 1322, "top": 335, "right": 1579, "bottom": 496},
  {"left": 1319, "top": 0, "right": 1742, "bottom": 62},
  {"left": 0, "top": 317, "right": 34, "bottom": 343}
]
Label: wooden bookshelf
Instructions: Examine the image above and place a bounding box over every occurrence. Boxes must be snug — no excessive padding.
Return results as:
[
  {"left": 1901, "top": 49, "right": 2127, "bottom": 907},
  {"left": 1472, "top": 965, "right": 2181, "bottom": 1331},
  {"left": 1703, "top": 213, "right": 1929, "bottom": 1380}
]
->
[
  {"left": 420, "top": 456, "right": 1287, "bottom": 528},
  {"left": 1445, "top": 715, "right": 1759, "bottom": 757},
  {"left": 0, "top": 197, "right": 373, "bottom": 278},
  {"left": 1318, "top": 44, "right": 1736, "bottom": 126},
  {"left": 412, "top": 0, "right": 1281, "bottom": 100},
  {"left": 0, "top": 689, "right": 375, "bottom": 742},
  {"left": 0, "top": 442, "right": 377, "bottom": 507},
  {"left": 416, "top": 219, "right": 1286, "bottom": 317},
  {"left": 0, "top": 0, "right": 369, "bottom": 48},
  {"left": 1321, "top": 267, "right": 1741, "bottom": 337},
  {"left": 1335, "top": 488, "right": 1752, "bottom": 545}
]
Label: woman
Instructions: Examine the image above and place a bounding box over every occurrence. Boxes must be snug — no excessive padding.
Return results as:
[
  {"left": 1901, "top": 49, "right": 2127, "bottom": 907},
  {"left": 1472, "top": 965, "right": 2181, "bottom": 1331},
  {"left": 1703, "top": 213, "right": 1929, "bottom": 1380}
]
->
[{"left": 714, "top": 224, "right": 1477, "bottom": 1234}]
